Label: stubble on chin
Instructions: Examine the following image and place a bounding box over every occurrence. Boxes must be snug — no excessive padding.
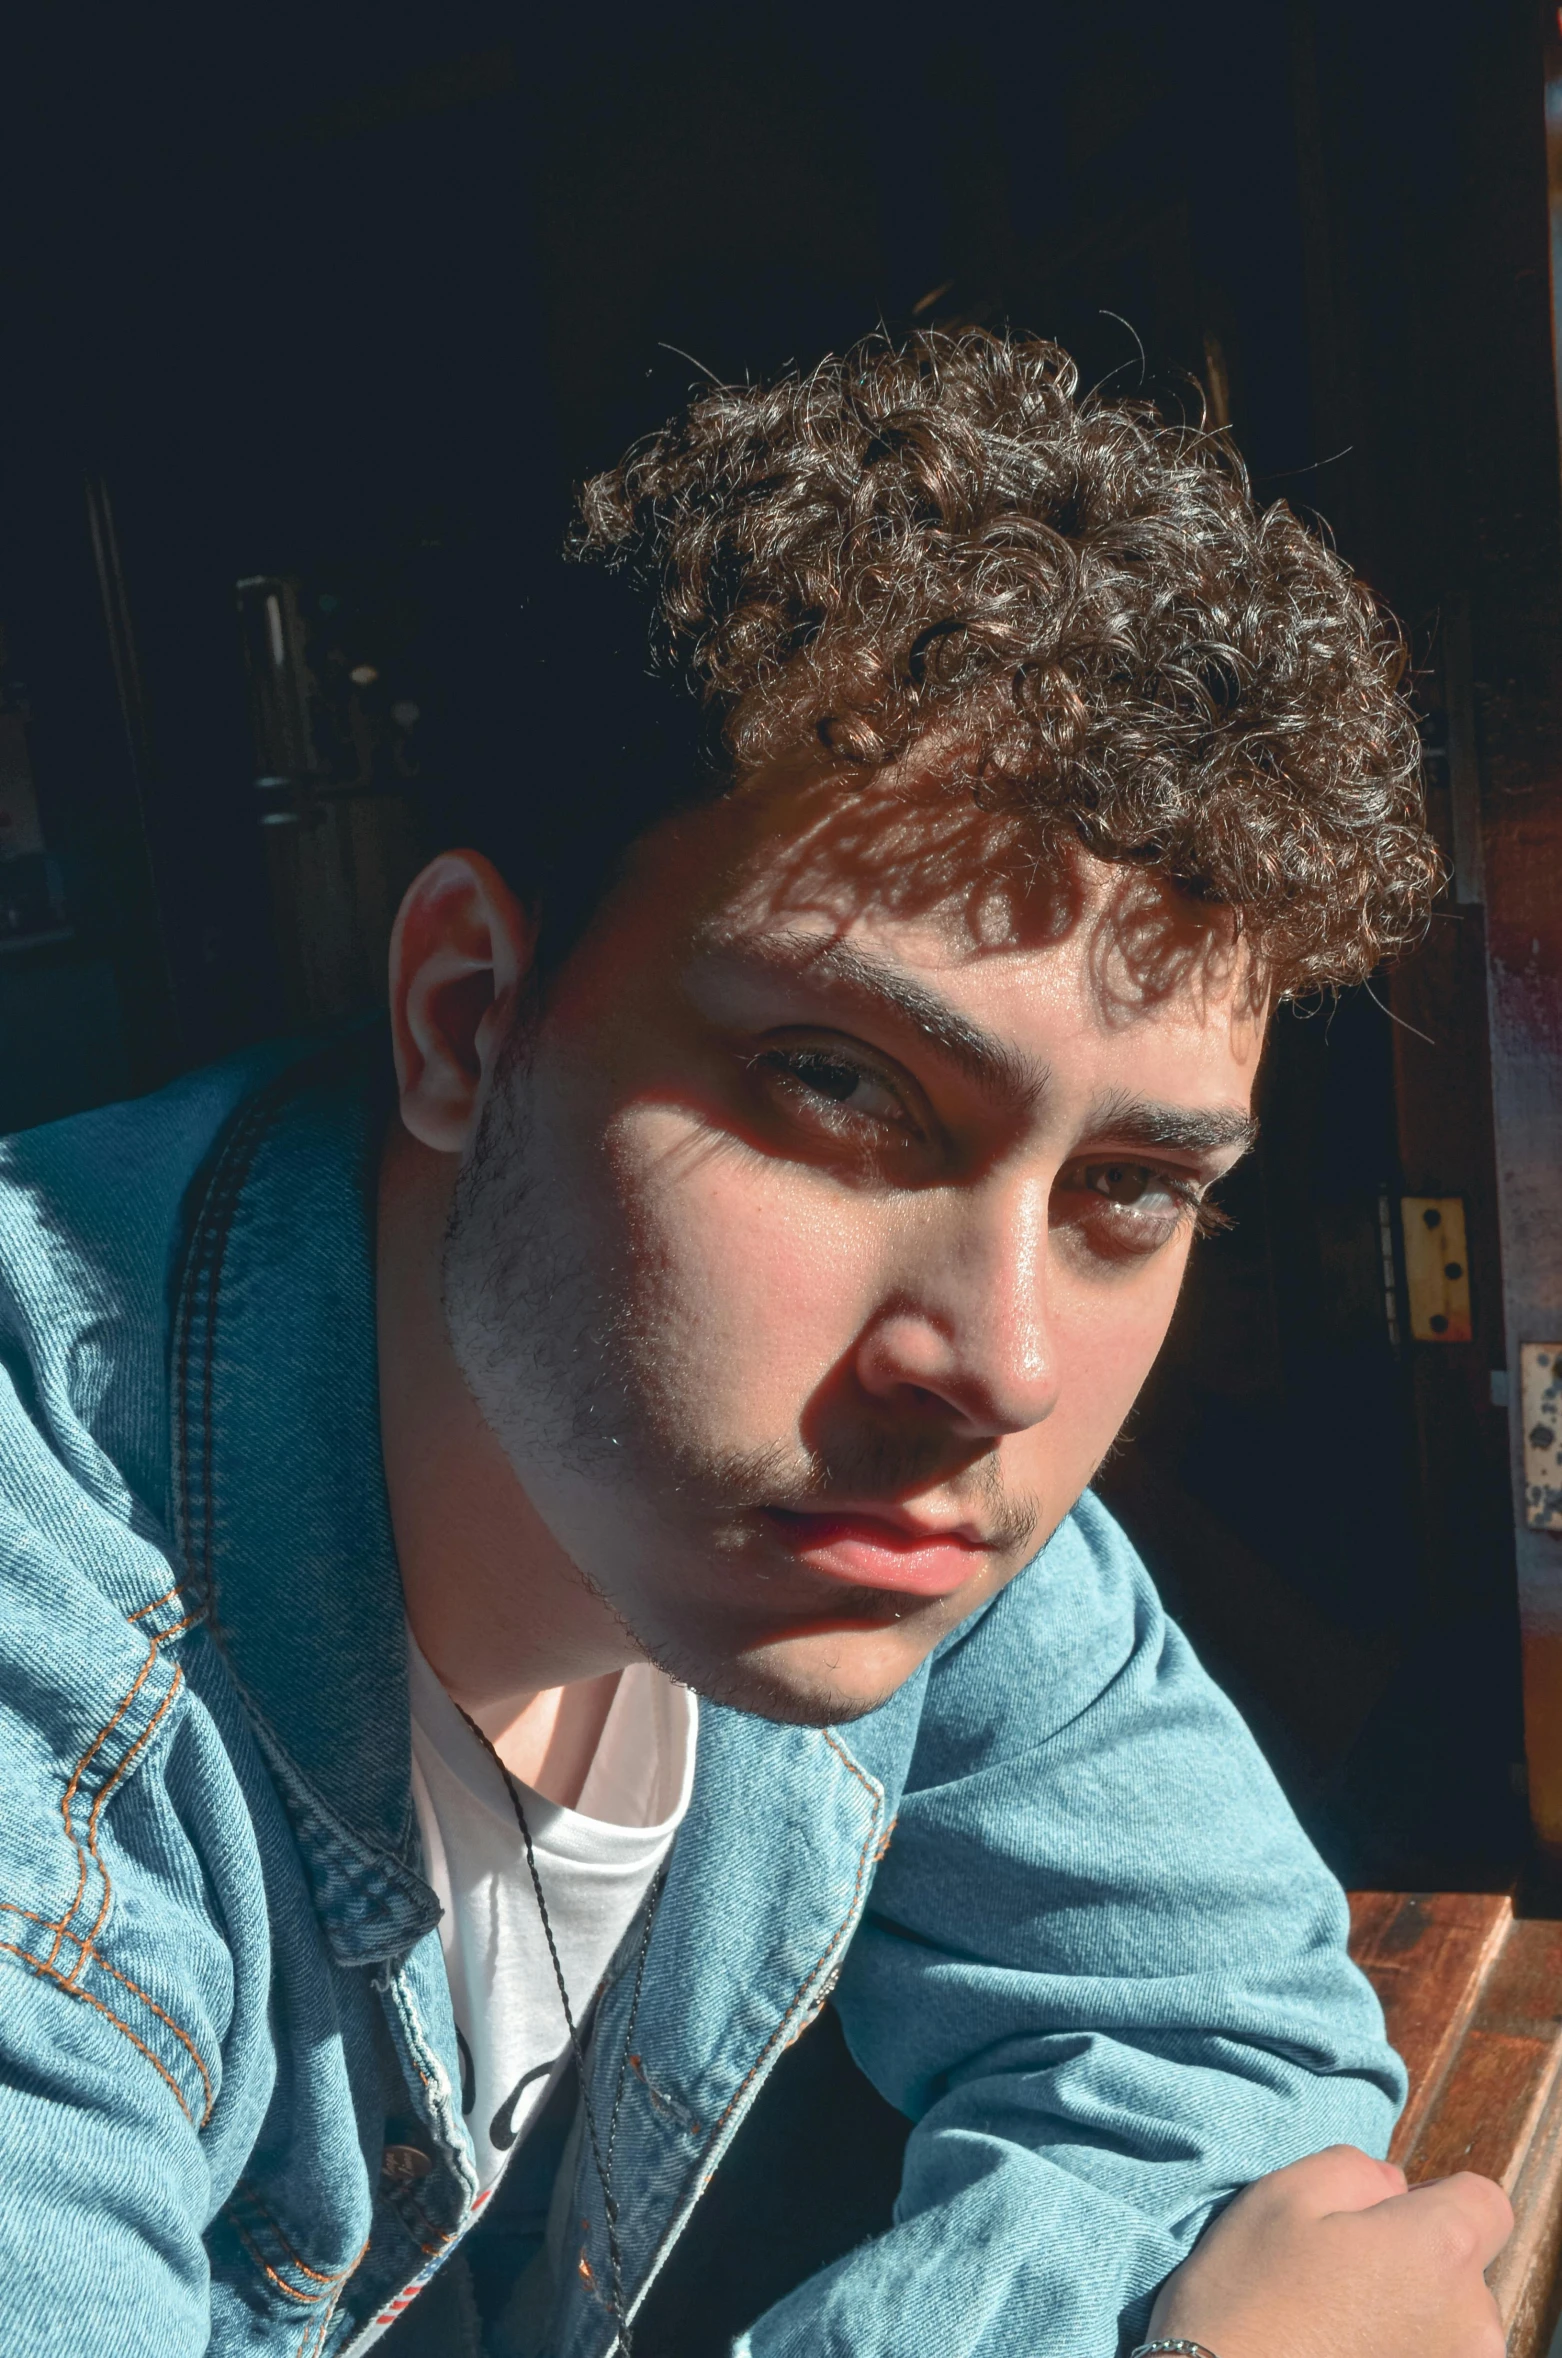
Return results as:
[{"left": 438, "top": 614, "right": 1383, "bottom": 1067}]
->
[
  {"left": 620, "top": 1619, "right": 915, "bottom": 1728},
  {"left": 439, "top": 1019, "right": 1037, "bottom": 1729}
]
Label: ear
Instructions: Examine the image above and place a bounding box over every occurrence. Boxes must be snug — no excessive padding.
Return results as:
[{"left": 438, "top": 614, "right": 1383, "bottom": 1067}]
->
[{"left": 389, "top": 850, "right": 536, "bottom": 1153}]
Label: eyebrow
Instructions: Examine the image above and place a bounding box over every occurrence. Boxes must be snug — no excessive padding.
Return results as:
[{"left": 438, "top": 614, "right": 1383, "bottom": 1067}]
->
[
  {"left": 691, "top": 926, "right": 1048, "bottom": 1105},
  {"left": 691, "top": 927, "right": 1260, "bottom": 1159},
  {"left": 1079, "top": 1090, "right": 1260, "bottom": 1159}
]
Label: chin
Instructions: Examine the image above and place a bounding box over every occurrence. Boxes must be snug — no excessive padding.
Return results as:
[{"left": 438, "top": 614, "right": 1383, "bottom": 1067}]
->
[{"left": 661, "top": 1623, "right": 933, "bottom": 1728}]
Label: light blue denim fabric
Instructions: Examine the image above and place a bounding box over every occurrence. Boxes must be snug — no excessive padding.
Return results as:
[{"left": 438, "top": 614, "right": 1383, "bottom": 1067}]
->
[{"left": 0, "top": 1034, "right": 1404, "bottom": 2357}]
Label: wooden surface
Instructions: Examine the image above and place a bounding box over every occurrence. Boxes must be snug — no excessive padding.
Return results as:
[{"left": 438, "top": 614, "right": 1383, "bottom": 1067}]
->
[{"left": 1349, "top": 1893, "right": 1562, "bottom": 2357}]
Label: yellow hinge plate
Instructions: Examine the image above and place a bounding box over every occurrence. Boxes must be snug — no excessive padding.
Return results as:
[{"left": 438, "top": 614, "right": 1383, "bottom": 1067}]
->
[{"left": 1401, "top": 1197, "right": 1473, "bottom": 1343}]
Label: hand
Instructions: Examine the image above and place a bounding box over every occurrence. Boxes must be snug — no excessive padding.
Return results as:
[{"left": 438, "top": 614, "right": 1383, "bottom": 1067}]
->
[{"left": 1147, "top": 2143, "right": 1513, "bottom": 2358}]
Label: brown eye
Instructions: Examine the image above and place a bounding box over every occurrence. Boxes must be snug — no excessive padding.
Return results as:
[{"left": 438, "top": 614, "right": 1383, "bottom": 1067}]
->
[
  {"left": 1082, "top": 1161, "right": 1162, "bottom": 1206},
  {"left": 1055, "top": 1157, "right": 1202, "bottom": 1259},
  {"left": 790, "top": 1051, "right": 878, "bottom": 1106},
  {"left": 755, "top": 1045, "right": 912, "bottom": 1130}
]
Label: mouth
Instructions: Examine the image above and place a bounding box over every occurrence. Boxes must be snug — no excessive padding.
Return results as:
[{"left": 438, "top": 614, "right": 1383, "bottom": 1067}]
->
[{"left": 757, "top": 1505, "right": 994, "bottom": 1600}]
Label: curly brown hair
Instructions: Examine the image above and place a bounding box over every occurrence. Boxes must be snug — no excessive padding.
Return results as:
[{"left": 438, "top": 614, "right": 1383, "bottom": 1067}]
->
[{"left": 572, "top": 329, "right": 1436, "bottom": 994}]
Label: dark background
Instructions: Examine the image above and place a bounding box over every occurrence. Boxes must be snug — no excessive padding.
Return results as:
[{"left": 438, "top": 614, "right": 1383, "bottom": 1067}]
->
[{"left": 0, "top": 0, "right": 1551, "bottom": 1897}]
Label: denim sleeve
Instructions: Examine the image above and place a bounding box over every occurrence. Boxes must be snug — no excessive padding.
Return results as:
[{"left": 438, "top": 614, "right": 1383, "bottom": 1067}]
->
[
  {"left": 734, "top": 1493, "right": 1405, "bottom": 2358},
  {"left": 0, "top": 1928, "right": 212, "bottom": 2351},
  {"left": 0, "top": 1505, "right": 271, "bottom": 2355}
]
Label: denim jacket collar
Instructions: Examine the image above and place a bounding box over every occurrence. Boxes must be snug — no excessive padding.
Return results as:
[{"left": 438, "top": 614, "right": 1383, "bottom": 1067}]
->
[
  {"left": 171, "top": 1032, "right": 440, "bottom": 1966},
  {"left": 164, "top": 1032, "right": 931, "bottom": 2349}
]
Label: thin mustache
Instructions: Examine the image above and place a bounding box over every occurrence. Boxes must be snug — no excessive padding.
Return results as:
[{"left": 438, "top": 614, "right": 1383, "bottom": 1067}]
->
[{"left": 686, "top": 1435, "right": 1041, "bottom": 1556}]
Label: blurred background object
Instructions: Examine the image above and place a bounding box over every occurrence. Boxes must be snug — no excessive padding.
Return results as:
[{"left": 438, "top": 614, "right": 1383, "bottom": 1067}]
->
[{"left": 235, "top": 566, "right": 428, "bottom": 1026}]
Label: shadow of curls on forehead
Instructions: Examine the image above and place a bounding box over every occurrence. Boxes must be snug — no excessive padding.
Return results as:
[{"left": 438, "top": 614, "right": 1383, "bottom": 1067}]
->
[{"left": 716, "top": 756, "right": 1260, "bottom": 1026}]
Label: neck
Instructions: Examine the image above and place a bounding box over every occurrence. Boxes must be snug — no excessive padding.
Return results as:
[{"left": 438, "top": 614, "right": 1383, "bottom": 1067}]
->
[{"left": 376, "top": 1115, "right": 643, "bottom": 1793}]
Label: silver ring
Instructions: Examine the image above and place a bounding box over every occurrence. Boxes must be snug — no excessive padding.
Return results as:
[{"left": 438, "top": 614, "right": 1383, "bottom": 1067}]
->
[{"left": 1130, "top": 2341, "right": 1222, "bottom": 2358}]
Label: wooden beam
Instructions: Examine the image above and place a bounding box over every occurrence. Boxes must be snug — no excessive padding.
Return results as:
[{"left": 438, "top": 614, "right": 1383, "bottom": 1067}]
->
[
  {"left": 1350, "top": 1892, "right": 1562, "bottom": 2354},
  {"left": 1449, "top": 3, "right": 1562, "bottom": 1849}
]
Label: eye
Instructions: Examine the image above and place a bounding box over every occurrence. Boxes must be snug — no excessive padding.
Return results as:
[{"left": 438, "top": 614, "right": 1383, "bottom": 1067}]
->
[
  {"left": 751, "top": 1042, "right": 918, "bottom": 1138},
  {"left": 1054, "top": 1157, "right": 1205, "bottom": 1259},
  {"left": 1079, "top": 1161, "right": 1181, "bottom": 1208}
]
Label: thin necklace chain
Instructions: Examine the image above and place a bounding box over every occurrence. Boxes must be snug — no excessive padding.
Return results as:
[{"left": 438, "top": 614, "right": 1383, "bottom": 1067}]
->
[{"left": 453, "top": 1702, "right": 666, "bottom": 2356}]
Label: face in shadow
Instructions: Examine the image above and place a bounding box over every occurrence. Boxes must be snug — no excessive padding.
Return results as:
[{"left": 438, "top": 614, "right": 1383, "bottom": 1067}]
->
[{"left": 442, "top": 753, "right": 1266, "bottom": 1724}]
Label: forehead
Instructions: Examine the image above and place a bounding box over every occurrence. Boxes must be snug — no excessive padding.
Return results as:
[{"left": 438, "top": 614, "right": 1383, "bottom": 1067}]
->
[{"left": 605, "top": 759, "right": 1268, "bottom": 1095}]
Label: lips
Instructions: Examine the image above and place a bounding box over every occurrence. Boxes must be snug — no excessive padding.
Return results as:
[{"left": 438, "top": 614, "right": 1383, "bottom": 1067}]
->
[{"left": 758, "top": 1506, "right": 992, "bottom": 1599}]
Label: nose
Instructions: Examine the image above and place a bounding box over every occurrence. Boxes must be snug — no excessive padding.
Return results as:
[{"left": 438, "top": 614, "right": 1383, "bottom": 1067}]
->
[{"left": 853, "top": 1176, "right": 1060, "bottom": 1439}]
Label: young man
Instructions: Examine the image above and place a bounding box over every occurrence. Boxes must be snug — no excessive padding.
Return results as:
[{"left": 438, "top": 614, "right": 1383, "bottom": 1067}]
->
[{"left": 0, "top": 333, "right": 1509, "bottom": 2358}]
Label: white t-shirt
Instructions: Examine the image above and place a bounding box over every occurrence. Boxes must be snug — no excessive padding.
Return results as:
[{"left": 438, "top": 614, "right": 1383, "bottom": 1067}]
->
[{"left": 408, "top": 1631, "right": 698, "bottom": 2191}]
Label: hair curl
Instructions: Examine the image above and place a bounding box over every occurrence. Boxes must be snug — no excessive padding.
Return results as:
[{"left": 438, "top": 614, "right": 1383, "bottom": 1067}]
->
[{"left": 573, "top": 329, "right": 1437, "bottom": 994}]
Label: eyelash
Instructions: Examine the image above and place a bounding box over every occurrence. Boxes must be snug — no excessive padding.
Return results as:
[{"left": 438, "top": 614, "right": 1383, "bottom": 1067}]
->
[
  {"left": 749, "top": 1043, "right": 1232, "bottom": 1252},
  {"left": 1054, "top": 1161, "right": 1229, "bottom": 1259},
  {"left": 750, "top": 1044, "right": 920, "bottom": 1140}
]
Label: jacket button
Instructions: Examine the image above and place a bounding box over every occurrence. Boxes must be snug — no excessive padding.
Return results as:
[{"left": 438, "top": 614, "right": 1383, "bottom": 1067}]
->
[{"left": 381, "top": 2144, "right": 434, "bottom": 2187}]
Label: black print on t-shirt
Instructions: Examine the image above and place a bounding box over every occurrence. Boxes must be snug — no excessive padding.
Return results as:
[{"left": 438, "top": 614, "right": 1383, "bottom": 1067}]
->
[
  {"left": 456, "top": 2026, "right": 475, "bottom": 2117},
  {"left": 491, "top": 2062, "right": 555, "bottom": 2153}
]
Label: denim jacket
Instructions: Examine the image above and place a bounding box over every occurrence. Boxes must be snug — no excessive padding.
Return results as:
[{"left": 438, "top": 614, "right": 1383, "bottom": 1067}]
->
[{"left": 0, "top": 1034, "right": 1402, "bottom": 2357}]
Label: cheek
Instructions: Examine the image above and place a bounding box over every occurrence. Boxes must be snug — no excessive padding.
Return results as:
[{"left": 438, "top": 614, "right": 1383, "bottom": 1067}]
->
[
  {"left": 1012, "top": 1243, "right": 1192, "bottom": 1490},
  {"left": 603, "top": 1106, "right": 880, "bottom": 1440},
  {"left": 1074, "top": 1252, "right": 1189, "bottom": 1413}
]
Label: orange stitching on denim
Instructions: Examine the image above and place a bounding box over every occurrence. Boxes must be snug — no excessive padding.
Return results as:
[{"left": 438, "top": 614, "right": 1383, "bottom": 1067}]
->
[
  {"left": 225, "top": 2206, "right": 322, "bottom": 2305},
  {"left": 0, "top": 1940, "right": 193, "bottom": 2121},
  {"left": 43, "top": 1575, "right": 197, "bottom": 1982},
  {"left": 129, "top": 1580, "right": 185, "bottom": 1622},
  {"left": 139, "top": 1609, "right": 201, "bottom": 1646},
  {"left": 226, "top": 2188, "right": 370, "bottom": 2301},
  {"left": 68, "top": 1666, "right": 185, "bottom": 1979},
  {"left": 2, "top": 1898, "right": 59, "bottom": 1930},
  {"left": 709, "top": 1735, "right": 883, "bottom": 2142},
  {"left": 822, "top": 1728, "right": 879, "bottom": 1802},
  {"left": 42, "top": 1605, "right": 195, "bottom": 1976},
  {"left": 44, "top": 1634, "right": 161, "bottom": 1969},
  {"left": 94, "top": 1947, "right": 212, "bottom": 2124},
  {"left": 0, "top": 1900, "right": 214, "bottom": 2125},
  {"left": 295, "top": 2287, "right": 349, "bottom": 2358},
  {"left": 225, "top": 2198, "right": 369, "bottom": 2312},
  {"left": 231, "top": 2184, "right": 368, "bottom": 2288}
]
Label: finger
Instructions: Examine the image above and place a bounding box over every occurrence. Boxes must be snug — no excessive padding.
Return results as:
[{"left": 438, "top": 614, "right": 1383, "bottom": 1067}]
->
[
  {"left": 1259, "top": 2143, "right": 1407, "bottom": 2217},
  {"left": 1401, "top": 2170, "right": 1514, "bottom": 2266},
  {"left": 1404, "top": 2168, "right": 1513, "bottom": 2243}
]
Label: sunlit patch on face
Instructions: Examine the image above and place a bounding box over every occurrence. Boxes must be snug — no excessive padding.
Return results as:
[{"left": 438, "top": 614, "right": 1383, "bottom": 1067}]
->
[
  {"left": 1052, "top": 1155, "right": 1213, "bottom": 1262},
  {"left": 708, "top": 752, "right": 1265, "bottom": 1045},
  {"left": 442, "top": 736, "right": 1267, "bottom": 1730},
  {"left": 716, "top": 750, "right": 1077, "bottom": 957}
]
